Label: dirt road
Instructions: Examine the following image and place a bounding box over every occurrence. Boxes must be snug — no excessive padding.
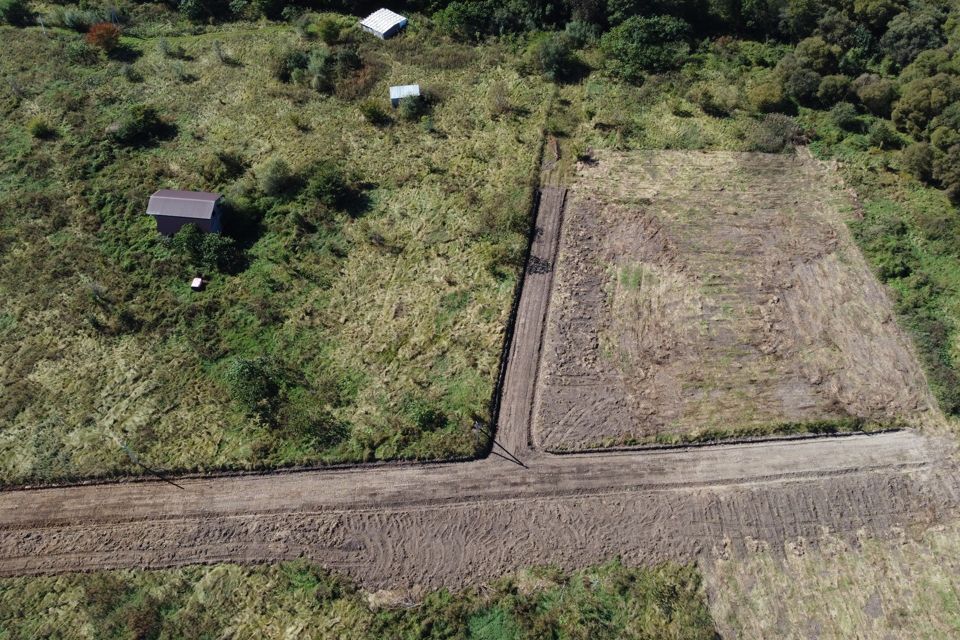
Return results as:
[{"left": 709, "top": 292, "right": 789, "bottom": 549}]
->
[{"left": 1, "top": 152, "right": 958, "bottom": 592}]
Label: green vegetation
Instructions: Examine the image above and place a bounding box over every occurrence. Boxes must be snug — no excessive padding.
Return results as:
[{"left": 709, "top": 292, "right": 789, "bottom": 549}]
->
[
  {"left": 3, "top": 0, "right": 960, "bottom": 483},
  {"left": 0, "top": 560, "right": 717, "bottom": 639},
  {"left": 0, "top": 16, "right": 548, "bottom": 483}
]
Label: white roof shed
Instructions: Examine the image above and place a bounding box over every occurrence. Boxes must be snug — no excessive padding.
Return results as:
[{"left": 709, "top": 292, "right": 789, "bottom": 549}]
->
[
  {"left": 360, "top": 9, "right": 408, "bottom": 39},
  {"left": 390, "top": 84, "right": 420, "bottom": 107}
]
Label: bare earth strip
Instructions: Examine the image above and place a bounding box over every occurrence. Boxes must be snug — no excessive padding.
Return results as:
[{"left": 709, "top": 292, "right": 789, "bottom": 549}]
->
[
  {"left": 0, "top": 151, "right": 957, "bottom": 594},
  {"left": 533, "top": 151, "right": 935, "bottom": 450}
]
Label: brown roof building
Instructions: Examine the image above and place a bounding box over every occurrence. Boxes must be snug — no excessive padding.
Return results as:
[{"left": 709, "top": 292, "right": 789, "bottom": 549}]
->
[{"left": 147, "top": 189, "right": 223, "bottom": 236}]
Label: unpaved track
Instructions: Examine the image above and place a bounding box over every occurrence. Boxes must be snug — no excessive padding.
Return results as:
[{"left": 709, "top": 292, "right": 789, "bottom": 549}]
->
[{"left": 1, "top": 152, "right": 959, "bottom": 592}]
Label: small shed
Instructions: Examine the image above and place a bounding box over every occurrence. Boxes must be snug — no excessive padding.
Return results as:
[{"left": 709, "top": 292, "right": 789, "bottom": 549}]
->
[
  {"left": 390, "top": 84, "right": 420, "bottom": 108},
  {"left": 360, "top": 8, "right": 408, "bottom": 39},
  {"left": 147, "top": 189, "right": 223, "bottom": 236},
  {"left": 190, "top": 277, "right": 205, "bottom": 291}
]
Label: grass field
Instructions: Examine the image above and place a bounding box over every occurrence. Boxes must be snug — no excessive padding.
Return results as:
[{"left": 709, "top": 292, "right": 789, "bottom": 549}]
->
[
  {"left": 0, "top": 16, "right": 550, "bottom": 484},
  {"left": 705, "top": 518, "right": 960, "bottom": 639},
  {"left": 0, "top": 559, "right": 717, "bottom": 639}
]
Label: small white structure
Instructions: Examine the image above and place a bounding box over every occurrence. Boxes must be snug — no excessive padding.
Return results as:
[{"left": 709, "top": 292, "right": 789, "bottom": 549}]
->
[
  {"left": 390, "top": 84, "right": 420, "bottom": 108},
  {"left": 360, "top": 8, "right": 408, "bottom": 39},
  {"left": 190, "top": 277, "right": 205, "bottom": 291}
]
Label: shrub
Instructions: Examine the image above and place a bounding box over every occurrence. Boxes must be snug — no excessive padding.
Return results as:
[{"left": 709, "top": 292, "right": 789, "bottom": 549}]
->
[
  {"left": 600, "top": 15, "right": 690, "bottom": 83},
  {"left": 178, "top": 0, "right": 230, "bottom": 22},
  {"left": 398, "top": 95, "right": 427, "bottom": 121},
  {"left": 528, "top": 32, "right": 578, "bottom": 82},
  {"left": 258, "top": 158, "right": 297, "bottom": 198},
  {"left": 487, "top": 80, "right": 513, "bottom": 117},
  {"left": 748, "top": 79, "right": 788, "bottom": 113},
  {"left": 686, "top": 82, "right": 739, "bottom": 117},
  {"left": 359, "top": 100, "right": 390, "bottom": 126},
  {"left": 852, "top": 73, "right": 898, "bottom": 117},
  {"left": 0, "top": 0, "right": 30, "bottom": 25},
  {"left": 157, "top": 38, "right": 187, "bottom": 59},
  {"left": 108, "top": 104, "right": 166, "bottom": 146},
  {"left": 829, "top": 101, "right": 862, "bottom": 131},
  {"left": 564, "top": 20, "right": 598, "bottom": 48},
  {"left": 27, "top": 117, "right": 56, "bottom": 139},
  {"left": 868, "top": 120, "right": 903, "bottom": 149},
  {"left": 272, "top": 48, "right": 308, "bottom": 83},
  {"left": 902, "top": 142, "right": 934, "bottom": 182},
  {"left": 65, "top": 40, "right": 100, "bottom": 65},
  {"left": 747, "top": 113, "right": 803, "bottom": 152},
  {"left": 303, "top": 160, "right": 351, "bottom": 209},
  {"left": 817, "top": 74, "right": 850, "bottom": 105},
  {"left": 224, "top": 357, "right": 279, "bottom": 418},
  {"left": 198, "top": 233, "right": 241, "bottom": 272},
  {"left": 86, "top": 22, "right": 121, "bottom": 52},
  {"left": 316, "top": 16, "right": 340, "bottom": 45}
]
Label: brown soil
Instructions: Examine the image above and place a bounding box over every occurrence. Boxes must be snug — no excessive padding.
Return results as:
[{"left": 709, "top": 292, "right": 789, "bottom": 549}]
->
[{"left": 533, "top": 150, "right": 936, "bottom": 450}]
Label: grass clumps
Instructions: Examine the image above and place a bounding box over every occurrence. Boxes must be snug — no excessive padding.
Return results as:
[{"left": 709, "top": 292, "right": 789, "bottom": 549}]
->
[{"left": 0, "top": 560, "right": 718, "bottom": 639}]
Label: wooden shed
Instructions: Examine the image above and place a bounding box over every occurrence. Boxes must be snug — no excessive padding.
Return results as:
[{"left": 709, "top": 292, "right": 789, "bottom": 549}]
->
[
  {"left": 146, "top": 190, "right": 223, "bottom": 236},
  {"left": 360, "top": 8, "right": 408, "bottom": 39}
]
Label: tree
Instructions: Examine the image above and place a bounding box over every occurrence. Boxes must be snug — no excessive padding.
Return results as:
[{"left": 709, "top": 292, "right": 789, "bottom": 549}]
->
[
  {"left": 851, "top": 73, "right": 898, "bottom": 117},
  {"left": 0, "top": 0, "right": 31, "bottom": 25},
  {"left": 601, "top": 15, "right": 690, "bottom": 83},
  {"left": 892, "top": 73, "right": 960, "bottom": 137},
  {"left": 879, "top": 10, "right": 946, "bottom": 71},
  {"left": 304, "top": 161, "right": 351, "bottom": 209},
  {"left": 902, "top": 142, "right": 934, "bottom": 182},
  {"left": 853, "top": 0, "right": 904, "bottom": 33},
  {"left": 86, "top": 22, "right": 121, "bottom": 52},
  {"left": 794, "top": 36, "right": 840, "bottom": 74},
  {"left": 829, "top": 102, "right": 862, "bottom": 131},
  {"left": 817, "top": 74, "right": 851, "bottom": 105},
  {"left": 777, "top": 54, "right": 821, "bottom": 104},
  {"left": 108, "top": 104, "right": 166, "bottom": 146},
  {"left": 933, "top": 144, "right": 960, "bottom": 201}
]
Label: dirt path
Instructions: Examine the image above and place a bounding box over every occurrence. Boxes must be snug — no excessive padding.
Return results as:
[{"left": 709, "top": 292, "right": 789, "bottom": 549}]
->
[{"left": 1, "top": 152, "right": 958, "bottom": 592}]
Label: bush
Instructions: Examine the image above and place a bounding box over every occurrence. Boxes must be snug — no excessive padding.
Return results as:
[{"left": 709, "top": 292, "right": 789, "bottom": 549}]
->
[
  {"left": 108, "top": 104, "right": 166, "bottom": 146},
  {"left": 27, "top": 117, "right": 56, "bottom": 139},
  {"left": 686, "top": 82, "right": 739, "bottom": 117},
  {"left": 315, "top": 16, "right": 340, "bottom": 45},
  {"left": 601, "top": 15, "right": 690, "bottom": 83},
  {"left": 157, "top": 38, "right": 186, "bottom": 59},
  {"left": 747, "top": 79, "right": 788, "bottom": 113},
  {"left": 86, "top": 22, "right": 121, "bottom": 52},
  {"left": 528, "top": 32, "right": 578, "bottom": 82},
  {"left": 178, "top": 0, "right": 230, "bottom": 22},
  {"left": 564, "top": 20, "right": 598, "bottom": 48},
  {"left": 829, "top": 101, "right": 862, "bottom": 131},
  {"left": 65, "top": 39, "right": 100, "bottom": 65},
  {"left": 817, "top": 74, "right": 850, "bottom": 105},
  {"left": 902, "top": 142, "right": 935, "bottom": 182},
  {"left": 359, "top": 100, "right": 390, "bottom": 126},
  {"left": 868, "top": 120, "right": 903, "bottom": 149},
  {"left": 303, "top": 160, "right": 351, "bottom": 209},
  {"left": 747, "top": 113, "right": 803, "bottom": 152},
  {"left": 0, "top": 0, "right": 31, "bottom": 25},
  {"left": 272, "top": 48, "right": 308, "bottom": 83},
  {"left": 258, "top": 158, "right": 298, "bottom": 198},
  {"left": 852, "top": 74, "right": 898, "bottom": 117},
  {"left": 398, "top": 95, "right": 427, "bottom": 121},
  {"left": 224, "top": 357, "right": 279, "bottom": 418}
]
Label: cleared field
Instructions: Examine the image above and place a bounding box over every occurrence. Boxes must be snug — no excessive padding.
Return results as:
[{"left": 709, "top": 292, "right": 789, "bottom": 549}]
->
[
  {"left": 533, "top": 150, "right": 936, "bottom": 450},
  {"left": 705, "top": 517, "right": 960, "bottom": 639}
]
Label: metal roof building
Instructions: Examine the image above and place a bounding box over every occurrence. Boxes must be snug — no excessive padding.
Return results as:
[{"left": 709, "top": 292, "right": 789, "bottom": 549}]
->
[
  {"left": 147, "top": 189, "right": 223, "bottom": 236},
  {"left": 390, "top": 84, "right": 420, "bottom": 107},
  {"left": 360, "top": 8, "right": 408, "bottom": 39}
]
